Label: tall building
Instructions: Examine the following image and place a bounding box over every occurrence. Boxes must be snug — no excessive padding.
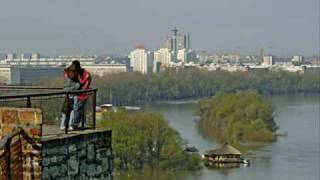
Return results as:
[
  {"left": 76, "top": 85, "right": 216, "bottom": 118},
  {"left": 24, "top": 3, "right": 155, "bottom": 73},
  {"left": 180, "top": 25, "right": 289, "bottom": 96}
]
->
[
  {"left": 163, "top": 28, "right": 191, "bottom": 61},
  {"left": 172, "top": 28, "right": 178, "bottom": 53},
  {"left": 130, "top": 47, "right": 153, "bottom": 74},
  {"left": 176, "top": 33, "right": 190, "bottom": 50},
  {"left": 164, "top": 37, "right": 173, "bottom": 51},
  {"left": 153, "top": 51, "right": 161, "bottom": 73},
  {"left": 186, "top": 33, "right": 190, "bottom": 49},
  {"left": 154, "top": 48, "right": 173, "bottom": 66},
  {"left": 177, "top": 49, "right": 188, "bottom": 63}
]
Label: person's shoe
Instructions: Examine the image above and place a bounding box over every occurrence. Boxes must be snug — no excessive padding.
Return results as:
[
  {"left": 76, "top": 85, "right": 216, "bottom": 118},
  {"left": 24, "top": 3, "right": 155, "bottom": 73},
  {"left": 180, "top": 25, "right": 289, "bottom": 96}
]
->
[
  {"left": 68, "top": 126, "right": 73, "bottom": 131},
  {"left": 60, "top": 127, "right": 65, "bottom": 130}
]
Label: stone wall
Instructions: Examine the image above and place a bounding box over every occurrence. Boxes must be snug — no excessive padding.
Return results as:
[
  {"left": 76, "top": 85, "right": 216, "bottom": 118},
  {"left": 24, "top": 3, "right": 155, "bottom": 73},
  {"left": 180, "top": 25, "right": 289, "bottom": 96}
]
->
[
  {"left": 0, "top": 107, "right": 113, "bottom": 180},
  {"left": 41, "top": 130, "right": 113, "bottom": 180}
]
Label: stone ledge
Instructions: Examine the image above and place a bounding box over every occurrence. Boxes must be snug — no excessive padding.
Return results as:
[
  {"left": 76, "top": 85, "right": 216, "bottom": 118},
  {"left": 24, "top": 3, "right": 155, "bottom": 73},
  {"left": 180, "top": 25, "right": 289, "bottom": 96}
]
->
[{"left": 41, "top": 129, "right": 111, "bottom": 143}]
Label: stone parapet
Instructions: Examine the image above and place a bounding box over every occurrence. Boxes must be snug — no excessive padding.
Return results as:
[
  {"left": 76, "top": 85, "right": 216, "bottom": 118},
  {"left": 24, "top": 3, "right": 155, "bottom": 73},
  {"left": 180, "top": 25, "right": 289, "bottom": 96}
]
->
[
  {"left": 0, "top": 107, "right": 113, "bottom": 180},
  {"left": 41, "top": 130, "right": 113, "bottom": 180}
]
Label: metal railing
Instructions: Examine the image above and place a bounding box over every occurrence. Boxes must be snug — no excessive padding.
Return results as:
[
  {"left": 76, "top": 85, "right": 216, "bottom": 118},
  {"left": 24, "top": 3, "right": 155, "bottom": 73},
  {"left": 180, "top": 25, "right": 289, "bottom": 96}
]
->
[{"left": 0, "top": 86, "right": 97, "bottom": 135}]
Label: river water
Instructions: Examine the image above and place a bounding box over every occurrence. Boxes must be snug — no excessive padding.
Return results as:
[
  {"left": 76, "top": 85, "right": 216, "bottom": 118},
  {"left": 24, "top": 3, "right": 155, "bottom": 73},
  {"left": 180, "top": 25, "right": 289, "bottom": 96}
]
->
[{"left": 142, "top": 95, "right": 319, "bottom": 180}]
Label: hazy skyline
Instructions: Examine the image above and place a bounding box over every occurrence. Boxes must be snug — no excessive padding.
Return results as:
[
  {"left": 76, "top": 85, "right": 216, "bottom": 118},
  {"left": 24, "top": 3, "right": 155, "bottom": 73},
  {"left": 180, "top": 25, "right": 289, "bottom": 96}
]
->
[{"left": 0, "top": 0, "right": 319, "bottom": 56}]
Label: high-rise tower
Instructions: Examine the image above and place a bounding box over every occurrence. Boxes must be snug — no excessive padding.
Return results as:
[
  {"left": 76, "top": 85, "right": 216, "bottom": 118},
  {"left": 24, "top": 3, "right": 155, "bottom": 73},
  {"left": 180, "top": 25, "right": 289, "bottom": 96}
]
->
[
  {"left": 172, "top": 27, "right": 178, "bottom": 54},
  {"left": 162, "top": 28, "right": 191, "bottom": 62}
]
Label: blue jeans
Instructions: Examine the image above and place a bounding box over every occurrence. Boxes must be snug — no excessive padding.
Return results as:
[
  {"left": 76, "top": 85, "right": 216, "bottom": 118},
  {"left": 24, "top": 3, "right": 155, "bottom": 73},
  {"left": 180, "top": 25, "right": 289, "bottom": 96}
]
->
[{"left": 72, "top": 96, "right": 87, "bottom": 127}]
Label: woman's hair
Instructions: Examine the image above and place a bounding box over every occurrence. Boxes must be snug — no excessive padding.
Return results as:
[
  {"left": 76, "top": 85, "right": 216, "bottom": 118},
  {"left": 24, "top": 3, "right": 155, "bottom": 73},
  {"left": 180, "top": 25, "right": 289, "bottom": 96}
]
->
[
  {"left": 64, "top": 64, "right": 77, "bottom": 73},
  {"left": 64, "top": 64, "right": 78, "bottom": 80},
  {"left": 72, "top": 60, "right": 82, "bottom": 73}
]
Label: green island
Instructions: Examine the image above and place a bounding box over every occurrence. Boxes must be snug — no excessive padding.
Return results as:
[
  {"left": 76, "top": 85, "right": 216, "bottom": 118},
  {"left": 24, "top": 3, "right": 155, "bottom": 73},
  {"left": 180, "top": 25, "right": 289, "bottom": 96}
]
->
[
  {"left": 98, "top": 109, "right": 202, "bottom": 173},
  {"left": 195, "top": 90, "right": 278, "bottom": 146}
]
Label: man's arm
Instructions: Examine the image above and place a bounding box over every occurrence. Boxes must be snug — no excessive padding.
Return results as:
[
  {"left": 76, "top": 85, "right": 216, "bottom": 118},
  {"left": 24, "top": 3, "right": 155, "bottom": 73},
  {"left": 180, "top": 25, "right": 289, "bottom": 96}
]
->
[
  {"left": 64, "top": 80, "right": 81, "bottom": 91},
  {"left": 78, "top": 71, "right": 90, "bottom": 84}
]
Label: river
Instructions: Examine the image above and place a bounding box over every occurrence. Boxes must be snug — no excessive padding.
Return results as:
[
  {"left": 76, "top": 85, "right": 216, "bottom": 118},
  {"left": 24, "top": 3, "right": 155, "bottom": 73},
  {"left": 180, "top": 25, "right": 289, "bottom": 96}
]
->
[{"left": 141, "top": 95, "right": 319, "bottom": 180}]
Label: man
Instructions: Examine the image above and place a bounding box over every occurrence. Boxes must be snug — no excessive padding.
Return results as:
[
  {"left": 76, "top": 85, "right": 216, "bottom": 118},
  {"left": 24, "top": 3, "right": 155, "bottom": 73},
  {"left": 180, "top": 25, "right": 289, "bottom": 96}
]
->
[{"left": 71, "top": 60, "right": 92, "bottom": 128}]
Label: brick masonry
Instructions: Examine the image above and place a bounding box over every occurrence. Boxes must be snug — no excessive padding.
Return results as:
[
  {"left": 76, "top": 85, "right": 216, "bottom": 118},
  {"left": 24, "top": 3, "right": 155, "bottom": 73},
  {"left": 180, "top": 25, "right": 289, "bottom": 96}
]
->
[
  {"left": 0, "top": 107, "right": 113, "bottom": 180},
  {"left": 0, "top": 107, "right": 43, "bottom": 139},
  {"left": 0, "top": 107, "right": 42, "bottom": 180}
]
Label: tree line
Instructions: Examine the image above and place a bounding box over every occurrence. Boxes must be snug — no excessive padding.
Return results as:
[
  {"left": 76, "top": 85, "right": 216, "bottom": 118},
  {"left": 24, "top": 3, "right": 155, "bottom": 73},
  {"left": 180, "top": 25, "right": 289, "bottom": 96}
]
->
[{"left": 93, "top": 69, "right": 320, "bottom": 105}]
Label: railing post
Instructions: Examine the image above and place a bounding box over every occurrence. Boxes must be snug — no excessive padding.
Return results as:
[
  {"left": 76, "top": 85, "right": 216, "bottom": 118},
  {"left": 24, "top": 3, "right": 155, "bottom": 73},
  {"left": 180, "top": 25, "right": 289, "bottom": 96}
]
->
[
  {"left": 93, "top": 90, "right": 97, "bottom": 129},
  {"left": 26, "top": 96, "right": 31, "bottom": 108},
  {"left": 65, "top": 93, "right": 70, "bottom": 134}
]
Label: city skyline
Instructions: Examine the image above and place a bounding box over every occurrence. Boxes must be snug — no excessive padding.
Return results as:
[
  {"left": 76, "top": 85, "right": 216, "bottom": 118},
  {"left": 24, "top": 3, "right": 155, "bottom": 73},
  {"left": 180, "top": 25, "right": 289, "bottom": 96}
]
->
[{"left": 0, "top": 0, "right": 319, "bottom": 56}]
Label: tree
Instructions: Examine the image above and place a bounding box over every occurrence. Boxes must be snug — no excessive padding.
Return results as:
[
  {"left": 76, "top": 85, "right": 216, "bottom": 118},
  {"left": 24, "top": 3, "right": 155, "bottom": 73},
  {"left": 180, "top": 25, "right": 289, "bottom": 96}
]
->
[
  {"left": 195, "top": 90, "right": 278, "bottom": 144},
  {"left": 98, "top": 110, "right": 201, "bottom": 171}
]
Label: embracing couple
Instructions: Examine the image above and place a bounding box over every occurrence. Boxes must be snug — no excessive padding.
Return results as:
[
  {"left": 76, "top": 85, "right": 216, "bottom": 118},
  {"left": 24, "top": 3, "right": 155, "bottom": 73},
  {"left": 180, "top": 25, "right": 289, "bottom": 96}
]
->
[{"left": 60, "top": 60, "right": 92, "bottom": 130}]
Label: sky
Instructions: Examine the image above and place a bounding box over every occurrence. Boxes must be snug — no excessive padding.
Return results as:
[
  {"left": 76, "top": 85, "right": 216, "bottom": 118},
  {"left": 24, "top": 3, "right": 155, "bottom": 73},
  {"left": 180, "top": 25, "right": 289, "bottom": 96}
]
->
[{"left": 0, "top": 0, "right": 319, "bottom": 56}]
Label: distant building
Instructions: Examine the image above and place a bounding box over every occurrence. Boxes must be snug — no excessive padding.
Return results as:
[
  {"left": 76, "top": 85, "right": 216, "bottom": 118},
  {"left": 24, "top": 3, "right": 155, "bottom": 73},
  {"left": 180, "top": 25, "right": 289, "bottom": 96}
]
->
[
  {"left": 0, "top": 65, "right": 11, "bottom": 84},
  {"left": 20, "top": 53, "right": 31, "bottom": 60},
  {"left": 0, "top": 63, "right": 128, "bottom": 84},
  {"left": 186, "top": 33, "right": 190, "bottom": 49},
  {"left": 216, "top": 54, "right": 240, "bottom": 63},
  {"left": 177, "top": 49, "right": 188, "bottom": 63},
  {"left": 83, "top": 64, "right": 128, "bottom": 76},
  {"left": 3, "top": 57, "right": 96, "bottom": 66},
  {"left": 154, "top": 48, "right": 173, "bottom": 67},
  {"left": 187, "top": 51, "right": 198, "bottom": 63},
  {"left": 163, "top": 28, "right": 191, "bottom": 60},
  {"left": 291, "top": 55, "right": 304, "bottom": 64},
  {"left": 6, "top": 53, "right": 16, "bottom": 60},
  {"left": 262, "top": 55, "right": 275, "bottom": 65},
  {"left": 177, "top": 49, "right": 197, "bottom": 63},
  {"left": 130, "top": 47, "right": 153, "bottom": 74},
  {"left": 309, "top": 57, "right": 320, "bottom": 65},
  {"left": 31, "top": 53, "right": 40, "bottom": 60},
  {"left": 0, "top": 53, "right": 6, "bottom": 60},
  {"left": 153, "top": 51, "right": 161, "bottom": 73},
  {"left": 10, "top": 65, "right": 64, "bottom": 85},
  {"left": 176, "top": 33, "right": 190, "bottom": 50},
  {"left": 164, "top": 37, "right": 173, "bottom": 51}
]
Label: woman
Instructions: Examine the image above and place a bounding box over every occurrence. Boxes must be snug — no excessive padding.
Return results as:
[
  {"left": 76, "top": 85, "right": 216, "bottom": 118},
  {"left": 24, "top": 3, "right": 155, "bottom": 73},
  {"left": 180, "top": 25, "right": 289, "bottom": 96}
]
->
[{"left": 60, "top": 64, "right": 80, "bottom": 130}]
